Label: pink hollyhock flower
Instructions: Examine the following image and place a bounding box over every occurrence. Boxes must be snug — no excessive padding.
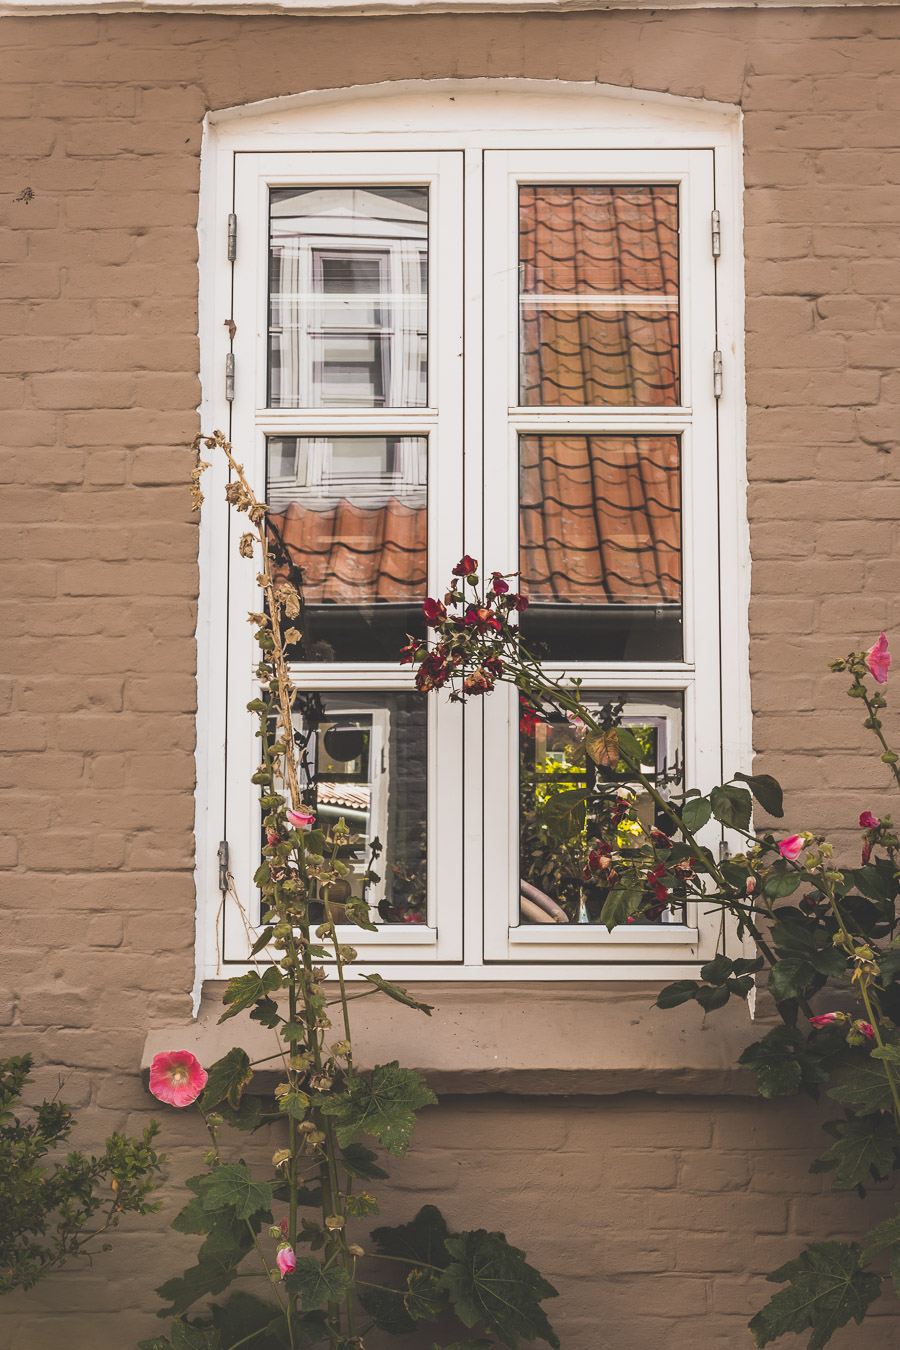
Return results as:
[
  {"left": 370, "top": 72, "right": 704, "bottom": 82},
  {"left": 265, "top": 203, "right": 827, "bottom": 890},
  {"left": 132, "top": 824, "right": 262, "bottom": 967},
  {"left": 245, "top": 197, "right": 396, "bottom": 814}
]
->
[
  {"left": 866, "top": 632, "right": 891, "bottom": 684},
  {"left": 860, "top": 811, "right": 881, "bottom": 830},
  {"left": 149, "top": 1050, "right": 207, "bottom": 1108},
  {"left": 857, "top": 1021, "right": 876, "bottom": 1040},
  {"left": 286, "top": 809, "right": 315, "bottom": 829},
  {"left": 778, "top": 835, "right": 803, "bottom": 862},
  {"left": 276, "top": 1246, "right": 296, "bottom": 1279},
  {"left": 809, "top": 1013, "right": 841, "bottom": 1029}
]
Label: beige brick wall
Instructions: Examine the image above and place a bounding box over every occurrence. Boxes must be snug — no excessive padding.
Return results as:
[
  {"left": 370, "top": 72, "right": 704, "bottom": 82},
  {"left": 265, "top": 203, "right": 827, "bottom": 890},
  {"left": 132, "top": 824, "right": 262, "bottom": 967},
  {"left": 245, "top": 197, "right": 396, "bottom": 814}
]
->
[{"left": 2, "top": 7, "right": 900, "bottom": 1346}]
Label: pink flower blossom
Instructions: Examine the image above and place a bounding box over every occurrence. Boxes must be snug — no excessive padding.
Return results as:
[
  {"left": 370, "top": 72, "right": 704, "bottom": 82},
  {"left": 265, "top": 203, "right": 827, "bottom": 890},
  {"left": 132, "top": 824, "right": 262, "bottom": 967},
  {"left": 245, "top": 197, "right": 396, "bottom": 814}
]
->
[
  {"left": 809, "top": 1013, "right": 840, "bottom": 1029},
  {"left": 778, "top": 835, "right": 803, "bottom": 862},
  {"left": 149, "top": 1050, "right": 207, "bottom": 1108},
  {"left": 276, "top": 1246, "right": 296, "bottom": 1279},
  {"left": 866, "top": 632, "right": 891, "bottom": 685},
  {"left": 860, "top": 811, "right": 881, "bottom": 830},
  {"left": 286, "top": 809, "right": 315, "bottom": 829},
  {"left": 857, "top": 1021, "right": 876, "bottom": 1040}
]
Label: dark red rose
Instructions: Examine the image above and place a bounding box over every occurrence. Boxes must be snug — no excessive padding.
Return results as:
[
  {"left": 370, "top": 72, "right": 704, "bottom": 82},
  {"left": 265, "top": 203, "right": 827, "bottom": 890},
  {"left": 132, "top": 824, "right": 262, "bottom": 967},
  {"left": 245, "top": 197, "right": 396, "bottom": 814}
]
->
[
  {"left": 463, "top": 668, "right": 493, "bottom": 695},
  {"left": 513, "top": 594, "right": 529, "bottom": 612},
  {"left": 423, "top": 597, "right": 447, "bottom": 625},
  {"left": 484, "top": 655, "right": 504, "bottom": 677},
  {"left": 465, "top": 605, "right": 501, "bottom": 634},
  {"left": 452, "top": 555, "right": 478, "bottom": 577},
  {"left": 651, "top": 828, "right": 672, "bottom": 849},
  {"left": 491, "top": 572, "right": 510, "bottom": 595}
]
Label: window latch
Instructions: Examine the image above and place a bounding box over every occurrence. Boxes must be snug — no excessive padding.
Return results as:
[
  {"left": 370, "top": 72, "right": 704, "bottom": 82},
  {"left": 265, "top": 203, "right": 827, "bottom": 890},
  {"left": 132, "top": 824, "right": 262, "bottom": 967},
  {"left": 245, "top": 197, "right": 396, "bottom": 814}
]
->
[
  {"left": 217, "top": 840, "right": 230, "bottom": 892},
  {"left": 713, "top": 350, "right": 723, "bottom": 399}
]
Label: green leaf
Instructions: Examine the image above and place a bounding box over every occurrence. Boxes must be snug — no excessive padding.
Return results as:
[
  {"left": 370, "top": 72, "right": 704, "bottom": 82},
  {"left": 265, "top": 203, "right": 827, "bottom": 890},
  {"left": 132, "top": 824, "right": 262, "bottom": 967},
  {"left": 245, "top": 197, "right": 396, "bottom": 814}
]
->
[
  {"left": 249, "top": 927, "right": 274, "bottom": 957},
  {"left": 172, "top": 1324, "right": 221, "bottom": 1350},
  {"left": 680, "top": 796, "right": 712, "bottom": 833},
  {"left": 699, "top": 954, "right": 734, "bottom": 986},
  {"left": 733, "top": 771, "right": 784, "bottom": 819},
  {"left": 202, "top": 1049, "right": 253, "bottom": 1112},
  {"left": 732, "top": 957, "right": 765, "bottom": 976},
  {"left": 172, "top": 1194, "right": 212, "bottom": 1237},
  {"left": 828, "top": 1053, "right": 896, "bottom": 1115},
  {"left": 739, "top": 1027, "right": 828, "bottom": 1099},
  {"left": 861, "top": 1208, "right": 900, "bottom": 1263},
  {"left": 541, "top": 789, "right": 589, "bottom": 841},
  {"left": 710, "top": 784, "right": 752, "bottom": 832},
  {"left": 362, "top": 973, "right": 434, "bottom": 1016},
  {"left": 695, "top": 984, "right": 731, "bottom": 1012},
  {"left": 442, "top": 1230, "right": 560, "bottom": 1350},
  {"left": 156, "top": 1236, "right": 252, "bottom": 1320},
  {"left": 762, "top": 870, "right": 802, "bottom": 900},
  {"left": 599, "top": 886, "right": 643, "bottom": 930},
  {"left": 249, "top": 998, "right": 283, "bottom": 1029},
  {"left": 851, "top": 865, "right": 889, "bottom": 903},
  {"left": 339, "top": 1142, "right": 389, "bottom": 1181},
  {"left": 319, "top": 1062, "right": 436, "bottom": 1157},
  {"left": 209, "top": 1291, "right": 290, "bottom": 1349},
  {"left": 615, "top": 726, "right": 644, "bottom": 765},
  {"left": 279, "top": 1090, "right": 310, "bottom": 1122},
  {"left": 219, "top": 1095, "right": 264, "bottom": 1134},
  {"left": 748, "top": 1242, "right": 882, "bottom": 1350},
  {"left": 655, "top": 980, "right": 699, "bottom": 1010},
  {"left": 768, "top": 958, "right": 817, "bottom": 1004},
  {"left": 814, "top": 1114, "right": 899, "bottom": 1190},
  {"left": 359, "top": 1286, "right": 417, "bottom": 1335},
  {"left": 203, "top": 1163, "right": 273, "bottom": 1222},
  {"left": 219, "top": 968, "right": 283, "bottom": 1023},
  {"left": 284, "top": 1257, "right": 352, "bottom": 1310},
  {"left": 371, "top": 1205, "right": 452, "bottom": 1269},
  {"left": 405, "top": 1268, "right": 447, "bottom": 1321}
]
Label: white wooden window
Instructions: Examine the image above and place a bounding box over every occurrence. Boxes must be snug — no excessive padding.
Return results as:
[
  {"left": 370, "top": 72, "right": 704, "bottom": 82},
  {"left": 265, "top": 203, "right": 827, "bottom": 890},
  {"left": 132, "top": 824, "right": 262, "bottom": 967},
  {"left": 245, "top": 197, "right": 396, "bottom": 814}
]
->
[{"left": 197, "top": 82, "right": 747, "bottom": 985}]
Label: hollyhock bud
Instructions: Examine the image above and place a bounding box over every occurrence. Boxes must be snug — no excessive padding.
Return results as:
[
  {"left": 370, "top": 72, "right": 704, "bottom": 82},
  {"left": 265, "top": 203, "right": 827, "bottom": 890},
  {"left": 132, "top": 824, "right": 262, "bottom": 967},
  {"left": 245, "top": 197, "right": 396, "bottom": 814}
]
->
[
  {"left": 862, "top": 838, "right": 873, "bottom": 865},
  {"left": 856, "top": 1021, "right": 876, "bottom": 1040},
  {"left": 778, "top": 835, "right": 803, "bottom": 862},
  {"left": 276, "top": 1246, "right": 296, "bottom": 1279},
  {"left": 286, "top": 809, "right": 315, "bottom": 829},
  {"left": 452, "top": 555, "right": 478, "bottom": 577},
  {"left": 267, "top": 830, "right": 281, "bottom": 846},
  {"left": 809, "top": 1012, "right": 845, "bottom": 1029},
  {"left": 149, "top": 1051, "right": 208, "bottom": 1108},
  {"left": 859, "top": 811, "right": 880, "bottom": 829},
  {"left": 866, "top": 632, "right": 891, "bottom": 685}
]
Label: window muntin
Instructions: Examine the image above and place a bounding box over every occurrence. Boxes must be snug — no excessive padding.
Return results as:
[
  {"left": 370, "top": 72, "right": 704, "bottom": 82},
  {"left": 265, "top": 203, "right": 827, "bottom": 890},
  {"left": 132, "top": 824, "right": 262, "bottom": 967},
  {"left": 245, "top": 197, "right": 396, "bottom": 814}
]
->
[
  {"left": 268, "top": 186, "right": 429, "bottom": 409},
  {"left": 518, "top": 185, "right": 680, "bottom": 407},
  {"left": 518, "top": 433, "right": 682, "bottom": 662}
]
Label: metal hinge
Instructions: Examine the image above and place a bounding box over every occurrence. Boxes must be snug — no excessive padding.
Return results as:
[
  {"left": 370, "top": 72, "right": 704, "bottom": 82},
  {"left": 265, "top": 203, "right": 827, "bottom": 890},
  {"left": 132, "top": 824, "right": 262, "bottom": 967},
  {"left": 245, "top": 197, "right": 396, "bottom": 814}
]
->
[
  {"left": 217, "top": 840, "right": 230, "bottom": 892},
  {"left": 711, "top": 209, "right": 721, "bottom": 258},
  {"left": 713, "top": 349, "right": 723, "bottom": 399},
  {"left": 719, "top": 838, "right": 731, "bottom": 864},
  {"left": 227, "top": 212, "right": 237, "bottom": 262},
  {"left": 225, "top": 352, "right": 235, "bottom": 402}
]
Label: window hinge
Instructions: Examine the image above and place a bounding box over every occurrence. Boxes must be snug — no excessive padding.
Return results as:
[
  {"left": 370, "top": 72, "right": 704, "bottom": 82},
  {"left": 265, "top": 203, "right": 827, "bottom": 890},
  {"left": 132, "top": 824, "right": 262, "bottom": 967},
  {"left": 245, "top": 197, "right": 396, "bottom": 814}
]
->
[
  {"left": 713, "top": 349, "right": 723, "bottom": 399},
  {"left": 227, "top": 212, "right": 237, "bottom": 262},
  {"left": 225, "top": 352, "right": 235, "bottom": 402},
  {"left": 711, "top": 208, "right": 722, "bottom": 258},
  {"left": 719, "top": 838, "right": 731, "bottom": 864},
  {"left": 217, "top": 840, "right": 230, "bottom": 892}
]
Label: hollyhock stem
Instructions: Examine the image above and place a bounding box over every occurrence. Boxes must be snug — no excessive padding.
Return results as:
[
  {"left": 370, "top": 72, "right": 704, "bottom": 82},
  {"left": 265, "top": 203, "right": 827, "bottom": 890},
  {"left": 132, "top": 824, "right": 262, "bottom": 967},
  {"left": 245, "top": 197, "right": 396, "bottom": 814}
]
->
[{"left": 857, "top": 676, "right": 900, "bottom": 792}]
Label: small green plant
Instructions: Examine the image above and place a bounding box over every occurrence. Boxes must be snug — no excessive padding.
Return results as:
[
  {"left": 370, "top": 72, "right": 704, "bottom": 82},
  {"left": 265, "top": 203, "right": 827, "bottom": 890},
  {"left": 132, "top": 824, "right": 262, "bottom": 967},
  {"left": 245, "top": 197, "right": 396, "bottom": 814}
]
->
[
  {"left": 0, "top": 1054, "right": 162, "bottom": 1294},
  {"left": 140, "top": 434, "right": 559, "bottom": 1350}
]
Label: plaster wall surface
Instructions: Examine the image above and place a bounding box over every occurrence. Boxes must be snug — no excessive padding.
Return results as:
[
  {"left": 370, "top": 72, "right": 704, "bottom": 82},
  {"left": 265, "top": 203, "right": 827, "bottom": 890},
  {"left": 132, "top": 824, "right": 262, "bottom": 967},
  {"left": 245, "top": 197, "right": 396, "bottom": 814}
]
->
[{"left": 2, "top": 7, "right": 900, "bottom": 1346}]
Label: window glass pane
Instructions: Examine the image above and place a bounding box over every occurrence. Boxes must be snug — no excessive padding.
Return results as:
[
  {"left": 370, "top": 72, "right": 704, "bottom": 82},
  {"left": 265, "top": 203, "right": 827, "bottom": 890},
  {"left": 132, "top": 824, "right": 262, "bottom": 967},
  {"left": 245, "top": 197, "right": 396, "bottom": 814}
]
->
[
  {"left": 269, "top": 187, "right": 428, "bottom": 408},
  {"left": 267, "top": 435, "right": 427, "bottom": 662},
  {"left": 519, "top": 691, "right": 684, "bottom": 927},
  {"left": 519, "top": 434, "right": 682, "bottom": 661},
  {"left": 291, "top": 692, "right": 427, "bottom": 927},
  {"left": 519, "top": 185, "right": 679, "bottom": 407}
]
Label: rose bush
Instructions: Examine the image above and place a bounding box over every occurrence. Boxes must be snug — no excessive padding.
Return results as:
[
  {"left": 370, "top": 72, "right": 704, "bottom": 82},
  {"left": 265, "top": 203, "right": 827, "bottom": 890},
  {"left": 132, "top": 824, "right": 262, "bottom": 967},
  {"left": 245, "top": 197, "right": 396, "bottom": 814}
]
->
[{"left": 405, "top": 562, "right": 900, "bottom": 1350}]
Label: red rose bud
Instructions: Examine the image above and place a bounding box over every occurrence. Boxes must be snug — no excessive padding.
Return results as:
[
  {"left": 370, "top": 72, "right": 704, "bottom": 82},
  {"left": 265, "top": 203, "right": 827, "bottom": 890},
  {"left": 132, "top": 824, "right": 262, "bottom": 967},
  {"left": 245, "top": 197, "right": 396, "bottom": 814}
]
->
[
  {"left": 452, "top": 555, "right": 478, "bottom": 577},
  {"left": 491, "top": 572, "right": 510, "bottom": 594}
]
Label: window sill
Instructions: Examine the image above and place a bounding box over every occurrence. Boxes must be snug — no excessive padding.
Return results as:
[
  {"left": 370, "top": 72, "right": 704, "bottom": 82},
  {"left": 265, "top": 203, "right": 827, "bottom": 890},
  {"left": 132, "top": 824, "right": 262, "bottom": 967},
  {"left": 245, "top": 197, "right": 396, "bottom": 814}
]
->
[{"left": 143, "top": 981, "right": 767, "bottom": 1096}]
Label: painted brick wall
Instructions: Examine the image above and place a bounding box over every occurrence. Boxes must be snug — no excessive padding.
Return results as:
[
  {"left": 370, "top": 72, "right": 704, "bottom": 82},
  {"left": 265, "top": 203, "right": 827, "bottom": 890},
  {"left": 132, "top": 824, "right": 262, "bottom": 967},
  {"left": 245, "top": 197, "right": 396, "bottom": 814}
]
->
[{"left": 1, "top": 7, "right": 900, "bottom": 1347}]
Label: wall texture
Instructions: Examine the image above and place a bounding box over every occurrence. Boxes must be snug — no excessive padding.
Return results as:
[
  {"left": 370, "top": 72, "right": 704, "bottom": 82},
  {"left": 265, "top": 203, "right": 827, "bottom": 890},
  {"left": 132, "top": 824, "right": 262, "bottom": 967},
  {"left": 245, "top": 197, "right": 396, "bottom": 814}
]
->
[{"left": 2, "top": 6, "right": 900, "bottom": 1347}]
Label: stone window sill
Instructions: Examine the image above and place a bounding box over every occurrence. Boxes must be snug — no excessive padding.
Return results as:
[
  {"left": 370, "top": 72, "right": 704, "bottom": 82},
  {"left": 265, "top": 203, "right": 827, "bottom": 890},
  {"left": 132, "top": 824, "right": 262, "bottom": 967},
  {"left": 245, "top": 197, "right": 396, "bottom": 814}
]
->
[{"left": 143, "top": 981, "right": 768, "bottom": 1096}]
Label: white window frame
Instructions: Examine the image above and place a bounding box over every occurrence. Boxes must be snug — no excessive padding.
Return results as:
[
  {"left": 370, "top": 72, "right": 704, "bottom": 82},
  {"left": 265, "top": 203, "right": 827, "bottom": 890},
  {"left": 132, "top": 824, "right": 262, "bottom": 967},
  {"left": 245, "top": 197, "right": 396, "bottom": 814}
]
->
[{"left": 194, "top": 79, "right": 748, "bottom": 994}]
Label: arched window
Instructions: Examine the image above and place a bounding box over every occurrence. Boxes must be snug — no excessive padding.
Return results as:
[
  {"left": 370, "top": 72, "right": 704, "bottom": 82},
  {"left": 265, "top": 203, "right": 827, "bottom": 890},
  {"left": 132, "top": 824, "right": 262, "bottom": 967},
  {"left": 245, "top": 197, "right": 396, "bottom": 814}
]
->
[{"left": 197, "top": 80, "right": 747, "bottom": 981}]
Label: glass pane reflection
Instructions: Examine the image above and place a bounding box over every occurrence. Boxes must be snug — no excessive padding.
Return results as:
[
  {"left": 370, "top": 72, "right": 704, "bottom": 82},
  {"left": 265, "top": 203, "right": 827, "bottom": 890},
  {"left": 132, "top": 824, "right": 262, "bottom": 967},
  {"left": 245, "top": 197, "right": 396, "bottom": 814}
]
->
[
  {"left": 269, "top": 187, "right": 428, "bottom": 408},
  {"left": 519, "top": 434, "right": 682, "bottom": 662},
  {"left": 267, "top": 435, "right": 427, "bottom": 663},
  {"left": 292, "top": 692, "right": 427, "bottom": 926},
  {"left": 519, "top": 185, "right": 679, "bottom": 407},
  {"left": 519, "top": 691, "right": 685, "bottom": 927}
]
